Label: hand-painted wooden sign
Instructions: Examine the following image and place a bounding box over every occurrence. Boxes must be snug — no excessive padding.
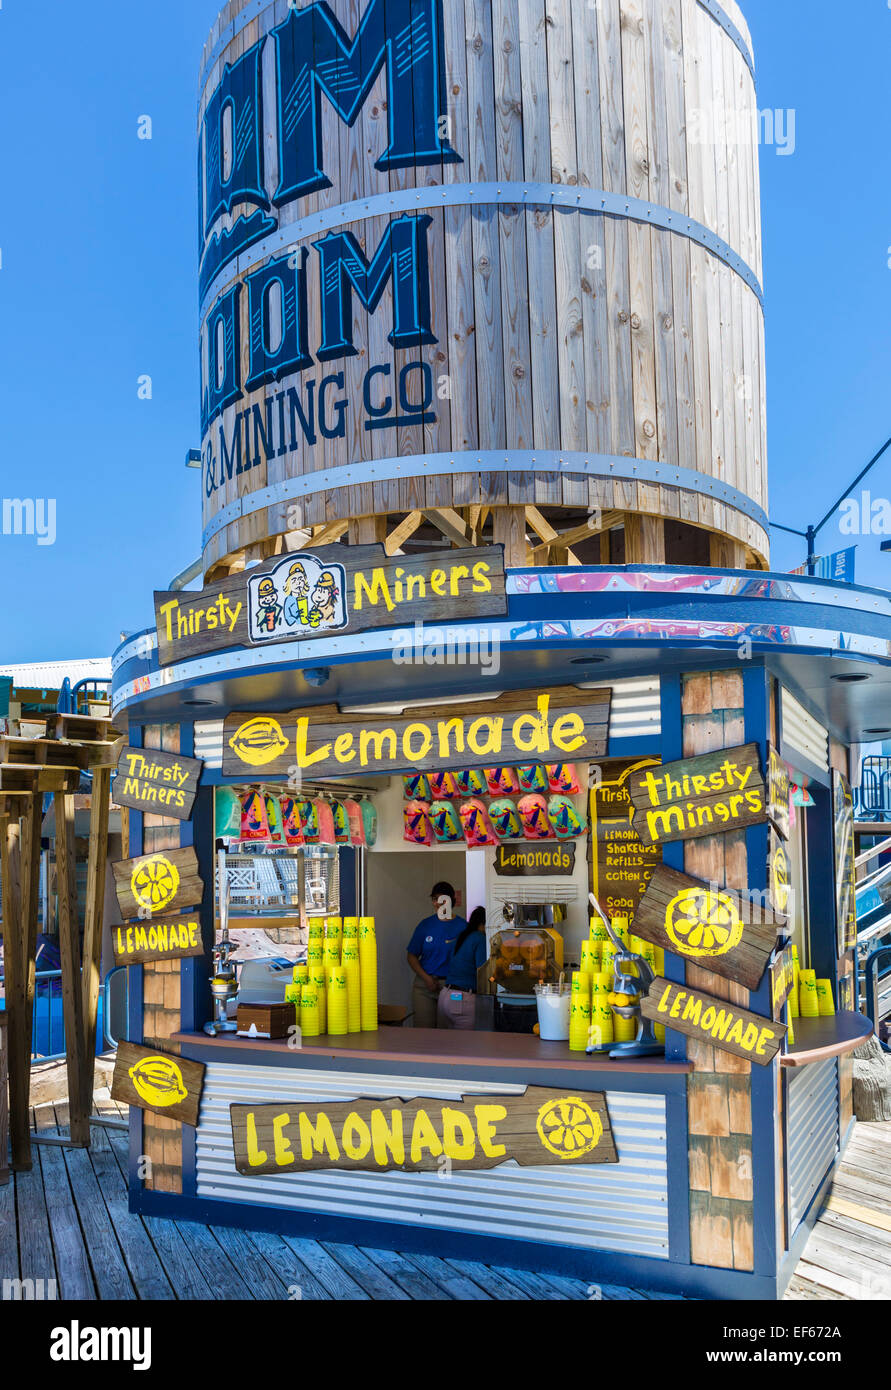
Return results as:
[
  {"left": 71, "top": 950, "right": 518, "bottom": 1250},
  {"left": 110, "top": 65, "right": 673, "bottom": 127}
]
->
[
  {"left": 640, "top": 977, "right": 787, "bottom": 1066},
  {"left": 230, "top": 1086, "right": 617, "bottom": 1176},
  {"left": 112, "top": 913, "right": 204, "bottom": 967},
  {"left": 770, "top": 945, "right": 796, "bottom": 1021},
  {"left": 113, "top": 747, "right": 203, "bottom": 820},
  {"left": 222, "top": 688, "right": 611, "bottom": 780},
  {"left": 833, "top": 771, "right": 857, "bottom": 954},
  {"left": 112, "top": 848, "right": 203, "bottom": 921},
  {"left": 768, "top": 830, "right": 791, "bottom": 920},
  {"left": 767, "top": 746, "right": 790, "bottom": 840},
  {"left": 589, "top": 758, "right": 662, "bottom": 924},
  {"left": 632, "top": 866, "right": 780, "bottom": 991},
  {"left": 494, "top": 843, "right": 577, "bottom": 877},
  {"left": 112, "top": 1042, "right": 205, "bottom": 1127},
  {"left": 628, "top": 744, "right": 767, "bottom": 846},
  {"left": 154, "top": 545, "right": 507, "bottom": 665}
]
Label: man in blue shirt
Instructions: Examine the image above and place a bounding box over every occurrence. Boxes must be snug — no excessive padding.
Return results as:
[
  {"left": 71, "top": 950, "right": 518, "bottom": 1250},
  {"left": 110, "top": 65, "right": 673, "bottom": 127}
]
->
[{"left": 406, "top": 881, "right": 466, "bottom": 1028}]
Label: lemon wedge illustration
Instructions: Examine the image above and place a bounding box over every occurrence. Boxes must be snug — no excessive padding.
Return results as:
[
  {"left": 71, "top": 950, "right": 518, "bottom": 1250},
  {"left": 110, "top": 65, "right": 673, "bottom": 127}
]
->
[
  {"left": 128, "top": 1055, "right": 188, "bottom": 1109},
  {"left": 131, "top": 855, "right": 180, "bottom": 914},
  {"left": 229, "top": 716, "right": 290, "bottom": 767}
]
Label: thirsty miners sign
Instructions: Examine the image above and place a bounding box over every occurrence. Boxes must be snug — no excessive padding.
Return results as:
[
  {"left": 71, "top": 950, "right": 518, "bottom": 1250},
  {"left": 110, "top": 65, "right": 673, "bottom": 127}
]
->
[
  {"left": 113, "top": 746, "right": 203, "bottom": 820},
  {"left": 231, "top": 1087, "right": 617, "bottom": 1175},
  {"left": 154, "top": 546, "right": 506, "bottom": 665},
  {"left": 628, "top": 745, "right": 769, "bottom": 846}
]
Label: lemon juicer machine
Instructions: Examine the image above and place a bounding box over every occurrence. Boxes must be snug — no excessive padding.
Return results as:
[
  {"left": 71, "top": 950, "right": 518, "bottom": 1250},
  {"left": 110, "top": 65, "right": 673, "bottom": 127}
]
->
[
  {"left": 588, "top": 892, "right": 663, "bottom": 1060},
  {"left": 205, "top": 842, "right": 240, "bottom": 1036}
]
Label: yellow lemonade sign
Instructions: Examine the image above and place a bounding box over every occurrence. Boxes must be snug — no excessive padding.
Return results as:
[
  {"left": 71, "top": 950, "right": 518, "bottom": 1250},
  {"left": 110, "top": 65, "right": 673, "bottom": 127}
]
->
[
  {"left": 230, "top": 1087, "right": 617, "bottom": 1174},
  {"left": 222, "top": 688, "right": 612, "bottom": 779}
]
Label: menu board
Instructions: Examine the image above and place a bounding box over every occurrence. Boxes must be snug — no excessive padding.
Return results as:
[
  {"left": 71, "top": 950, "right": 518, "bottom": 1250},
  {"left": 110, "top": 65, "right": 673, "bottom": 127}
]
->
[{"left": 589, "top": 758, "right": 661, "bottom": 925}]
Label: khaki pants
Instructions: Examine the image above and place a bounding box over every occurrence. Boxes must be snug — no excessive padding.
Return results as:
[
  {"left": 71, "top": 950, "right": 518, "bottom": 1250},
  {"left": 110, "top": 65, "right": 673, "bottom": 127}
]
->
[
  {"left": 437, "top": 987, "right": 476, "bottom": 1030},
  {"left": 412, "top": 977, "right": 445, "bottom": 1028}
]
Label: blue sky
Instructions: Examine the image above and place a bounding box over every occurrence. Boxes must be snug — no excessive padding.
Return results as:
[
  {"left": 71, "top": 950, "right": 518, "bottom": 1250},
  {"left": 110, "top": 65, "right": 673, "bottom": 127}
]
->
[{"left": 0, "top": 0, "right": 888, "bottom": 661}]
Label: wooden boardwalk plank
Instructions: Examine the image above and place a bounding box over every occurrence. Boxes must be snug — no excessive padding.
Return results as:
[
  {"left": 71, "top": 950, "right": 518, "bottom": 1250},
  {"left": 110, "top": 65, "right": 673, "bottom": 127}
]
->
[
  {"left": 173, "top": 1222, "right": 255, "bottom": 1300},
  {"left": 33, "top": 1105, "right": 95, "bottom": 1299},
  {"left": 84, "top": 1121, "right": 175, "bottom": 1300},
  {"left": 279, "top": 1236, "right": 370, "bottom": 1300},
  {"left": 445, "top": 1257, "right": 532, "bottom": 1299},
  {"left": 320, "top": 1241, "right": 411, "bottom": 1300},
  {"left": 488, "top": 1264, "right": 569, "bottom": 1300},
  {"left": 142, "top": 1216, "right": 216, "bottom": 1300},
  {"left": 400, "top": 1251, "right": 493, "bottom": 1300},
  {"left": 207, "top": 1224, "right": 293, "bottom": 1301},
  {"left": 360, "top": 1246, "right": 453, "bottom": 1300},
  {"left": 245, "top": 1227, "right": 336, "bottom": 1302}
]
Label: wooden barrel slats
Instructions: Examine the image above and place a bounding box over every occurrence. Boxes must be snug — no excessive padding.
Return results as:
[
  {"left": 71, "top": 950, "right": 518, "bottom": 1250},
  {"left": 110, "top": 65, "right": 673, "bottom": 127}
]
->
[{"left": 197, "top": 0, "right": 767, "bottom": 576}]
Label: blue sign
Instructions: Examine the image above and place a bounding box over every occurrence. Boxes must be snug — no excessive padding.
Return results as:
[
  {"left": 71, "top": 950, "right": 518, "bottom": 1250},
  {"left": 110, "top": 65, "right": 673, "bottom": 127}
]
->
[{"left": 819, "top": 548, "right": 857, "bottom": 584}]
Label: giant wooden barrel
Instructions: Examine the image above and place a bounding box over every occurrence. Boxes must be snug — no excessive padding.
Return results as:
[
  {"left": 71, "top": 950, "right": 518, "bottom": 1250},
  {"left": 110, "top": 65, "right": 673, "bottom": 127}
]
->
[{"left": 198, "top": 0, "right": 767, "bottom": 578}]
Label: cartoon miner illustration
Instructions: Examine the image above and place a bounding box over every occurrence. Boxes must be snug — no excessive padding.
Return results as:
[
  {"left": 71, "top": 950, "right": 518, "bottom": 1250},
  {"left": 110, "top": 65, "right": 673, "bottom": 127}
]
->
[
  {"left": 310, "top": 572, "right": 340, "bottom": 627},
  {"left": 283, "top": 562, "right": 311, "bottom": 627},
  {"left": 255, "top": 576, "right": 282, "bottom": 635}
]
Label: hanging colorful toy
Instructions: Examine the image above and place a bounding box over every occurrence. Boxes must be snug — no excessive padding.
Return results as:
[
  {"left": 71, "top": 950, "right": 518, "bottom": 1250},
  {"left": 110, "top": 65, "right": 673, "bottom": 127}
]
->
[
  {"left": 459, "top": 798, "right": 500, "bottom": 848},
  {"left": 548, "top": 794, "right": 585, "bottom": 839},
  {"left": 428, "top": 770, "right": 459, "bottom": 801},
  {"left": 518, "top": 793, "right": 555, "bottom": 841},
  {"left": 485, "top": 767, "right": 521, "bottom": 797},
  {"left": 517, "top": 764, "right": 549, "bottom": 794},
  {"left": 403, "top": 773, "right": 432, "bottom": 802},
  {"left": 430, "top": 801, "right": 463, "bottom": 843},
  {"left": 547, "top": 764, "right": 581, "bottom": 795},
  {"left": 489, "top": 798, "right": 522, "bottom": 841},
  {"left": 404, "top": 801, "right": 434, "bottom": 846}
]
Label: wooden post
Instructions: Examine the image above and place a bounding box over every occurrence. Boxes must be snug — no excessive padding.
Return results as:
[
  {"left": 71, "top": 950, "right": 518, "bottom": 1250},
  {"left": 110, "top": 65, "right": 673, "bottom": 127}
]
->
[
  {"left": 492, "top": 507, "right": 529, "bottom": 566},
  {"left": 348, "top": 516, "right": 387, "bottom": 546},
  {"left": 80, "top": 765, "right": 111, "bottom": 1125},
  {"left": 0, "top": 1011, "right": 8, "bottom": 1184},
  {"left": 20, "top": 796, "right": 42, "bottom": 1067},
  {"left": 1, "top": 805, "right": 30, "bottom": 1169},
  {"left": 54, "top": 792, "right": 87, "bottom": 1145}
]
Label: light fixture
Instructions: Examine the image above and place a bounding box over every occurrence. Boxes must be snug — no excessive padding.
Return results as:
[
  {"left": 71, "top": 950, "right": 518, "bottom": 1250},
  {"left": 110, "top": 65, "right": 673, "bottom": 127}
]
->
[
  {"left": 831, "top": 673, "right": 870, "bottom": 683},
  {"left": 864, "top": 728, "right": 891, "bottom": 736},
  {"left": 571, "top": 654, "right": 608, "bottom": 665},
  {"left": 183, "top": 698, "right": 215, "bottom": 707},
  {"left": 304, "top": 667, "right": 331, "bottom": 688}
]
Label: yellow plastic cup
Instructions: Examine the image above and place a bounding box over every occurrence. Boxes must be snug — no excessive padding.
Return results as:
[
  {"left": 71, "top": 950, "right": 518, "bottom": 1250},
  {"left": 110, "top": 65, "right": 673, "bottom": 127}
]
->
[
  {"left": 589, "top": 914, "right": 608, "bottom": 944},
  {"left": 786, "top": 1014, "right": 795, "bottom": 1046},
  {"left": 342, "top": 916, "right": 359, "bottom": 940},
  {"left": 569, "top": 995, "right": 592, "bottom": 1052},
  {"left": 293, "top": 963, "right": 309, "bottom": 983},
  {"left": 308, "top": 919, "right": 324, "bottom": 941},
  {"left": 611, "top": 915, "right": 630, "bottom": 947},
  {"left": 571, "top": 970, "right": 591, "bottom": 998},
  {"left": 799, "top": 970, "right": 819, "bottom": 1018},
  {"left": 816, "top": 980, "right": 835, "bottom": 1016},
  {"left": 326, "top": 968, "right": 349, "bottom": 1036},
  {"left": 310, "top": 968, "right": 328, "bottom": 1033},
  {"left": 300, "top": 981, "right": 320, "bottom": 1038}
]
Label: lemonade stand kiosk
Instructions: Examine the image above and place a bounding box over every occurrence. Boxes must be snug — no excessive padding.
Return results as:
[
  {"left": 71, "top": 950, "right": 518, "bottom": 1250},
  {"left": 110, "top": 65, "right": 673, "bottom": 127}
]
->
[{"left": 107, "top": 0, "right": 882, "bottom": 1299}]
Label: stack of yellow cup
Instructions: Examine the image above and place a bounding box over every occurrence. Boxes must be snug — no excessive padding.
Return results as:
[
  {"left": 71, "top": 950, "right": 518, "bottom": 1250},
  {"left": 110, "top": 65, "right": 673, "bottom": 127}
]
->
[
  {"left": 799, "top": 970, "right": 819, "bottom": 1018},
  {"left": 325, "top": 916, "right": 343, "bottom": 956},
  {"left": 612, "top": 914, "right": 630, "bottom": 948},
  {"left": 327, "top": 967, "right": 349, "bottom": 1035},
  {"left": 359, "top": 917, "right": 378, "bottom": 1031},
  {"left": 654, "top": 946, "right": 665, "bottom": 975},
  {"left": 588, "top": 972, "right": 614, "bottom": 1048},
  {"left": 816, "top": 980, "right": 836, "bottom": 1016},
  {"left": 323, "top": 938, "right": 341, "bottom": 971},
  {"left": 308, "top": 919, "right": 324, "bottom": 941},
  {"left": 300, "top": 979, "right": 321, "bottom": 1037},
  {"left": 589, "top": 914, "right": 608, "bottom": 947},
  {"left": 787, "top": 1014, "right": 795, "bottom": 1046},
  {"left": 310, "top": 967, "right": 328, "bottom": 1033},
  {"left": 307, "top": 939, "right": 324, "bottom": 968},
  {"left": 342, "top": 916, "right": 359, "bottom": 943},
  {"left": 601, "top": 938, "right": 617, "bottom": 988},
  {"left": 284, "top": 981, "right": 301, "bottom": 1015},
  {"left": 342, "top": 938, "right": 362, "bottom": 1033},
  {"left": 569, "top": 972, "right": 592, "bottom": 1052},
  {"left": 293, "top": 963, "right": 309, "bottom": 984},
  {"left": 580, "top": 940, "right": 599, "bottom": 978}
]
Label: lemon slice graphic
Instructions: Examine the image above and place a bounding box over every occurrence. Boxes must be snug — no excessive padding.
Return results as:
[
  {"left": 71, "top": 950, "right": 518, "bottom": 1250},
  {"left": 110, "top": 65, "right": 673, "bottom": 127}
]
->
[
  {"left": 665, "top": 887, "right": 744, "bottom": 958},
  {"left": 228, "top": 716, "right": 290, "bottom": 767},
  {"left": 536, "top": 1097, "right": 604, "bottom": 1160},
  {"left": 772, "top": 845, "right": 790, "bottom": 914},
  {"left": 131, "top": 855, "right": 180, "bottom": 914}
]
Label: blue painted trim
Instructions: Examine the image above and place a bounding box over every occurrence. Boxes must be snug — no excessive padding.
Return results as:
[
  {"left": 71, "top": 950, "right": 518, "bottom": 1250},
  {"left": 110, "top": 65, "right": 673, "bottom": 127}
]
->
[
  {"left": 130, "top": 1186, "right": 779, "bottom": 1299},
  {"left": 658, "top": 673, "right": 689, "bottom": 1061},
  {"left": 202, "top": 447, "right": 768, "bottom": 548},
  {"left": 126, "top": 730, "right": 145, "bottom": 1205},
  {"left": 176, "top": 1036, "right": 691, "bottom": 1093},
  {"left": 665, "top": 1085, "right": 692, "bottom": 1268}
]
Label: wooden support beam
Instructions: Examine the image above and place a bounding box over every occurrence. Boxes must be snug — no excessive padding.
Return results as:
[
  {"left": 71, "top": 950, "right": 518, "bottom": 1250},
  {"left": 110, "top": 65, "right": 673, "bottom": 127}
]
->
[
  {"left": 348, "top": 516, "right": 387, "bottom": 546},
  {"left": 385, "top": 511, "right": 423, "bottom": 555},
  {"left": 305, "top": 519, "right": 349, "bottom": 548},
  {"left": 625, "top": 514, "right": 666, "bottom": 564},
  {"left": 422, "top": 508, "right": 472, "bottom": 548},
  {"left": 1, "top": 812, "right": 29, "bottom": 1170},
  {"left": 493, "top": 507, "right": 531, "bottom": 567},
  {"left": 524, "top": 506, "right": 560, "bottom": 546},
  {"left": 80, "top": 766, "right": 111, "bottom": 1126},
  {"left": 54, "top": 792, "right": 87, "bottom": 1146}
]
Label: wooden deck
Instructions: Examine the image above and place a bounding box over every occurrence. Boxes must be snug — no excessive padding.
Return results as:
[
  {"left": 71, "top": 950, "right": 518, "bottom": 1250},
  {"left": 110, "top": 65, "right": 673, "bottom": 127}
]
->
[
  {"left": 0, "top": 1092, "right": 687, "bottom": 1302},
  {"left": 785, "top": 1119, "right": 891, "bottom": 1301},
  {"left": 4, "top": 1096, "right": 887, "bottom": 1301}
]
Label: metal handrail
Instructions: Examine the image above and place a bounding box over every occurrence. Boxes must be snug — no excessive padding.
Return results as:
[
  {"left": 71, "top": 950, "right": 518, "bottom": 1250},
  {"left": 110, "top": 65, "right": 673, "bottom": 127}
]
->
[
  {"left": 863, "top": 945, "right": 891, "bottom": 1053},
  {"left": 0, "top": 965, "right": 123, "bottom": 1062}
]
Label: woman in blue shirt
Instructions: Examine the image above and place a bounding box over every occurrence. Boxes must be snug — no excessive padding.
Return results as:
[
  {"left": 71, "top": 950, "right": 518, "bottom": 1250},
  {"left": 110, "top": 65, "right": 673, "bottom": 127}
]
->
[{"left": 437, "top": 907, "right": 488, "bottom": 1030}]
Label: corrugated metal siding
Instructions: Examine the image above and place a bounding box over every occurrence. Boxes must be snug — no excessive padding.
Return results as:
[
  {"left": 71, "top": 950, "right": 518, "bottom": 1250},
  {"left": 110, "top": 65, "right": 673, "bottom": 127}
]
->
[
  {"left": 193, "top": 679, "right": 660, "bottom": 773},
  {"left": 781, "top": 689, "right": 829, "bottom": 773},
  {"left": 195, "top": 1062, "right": 669, "bottom": 1258},
  {"left": 786, "top": 1058, "right": 839, "bottom": 1231}
]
